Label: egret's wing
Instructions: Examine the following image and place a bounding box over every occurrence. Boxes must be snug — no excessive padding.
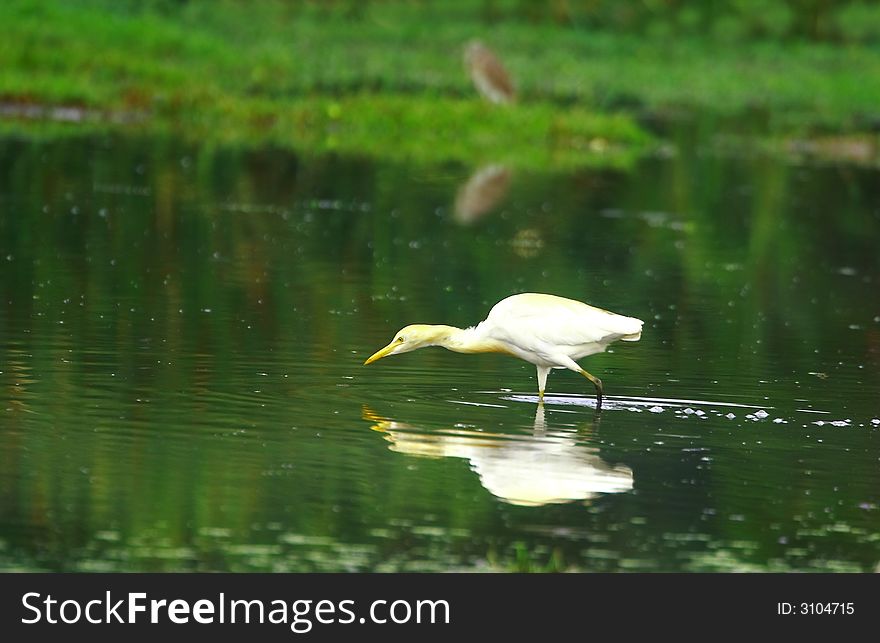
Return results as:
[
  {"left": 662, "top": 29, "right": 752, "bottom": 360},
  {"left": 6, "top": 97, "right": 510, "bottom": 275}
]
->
[{"left": 485, "top": 293, "right": 642, "bottom": 350}]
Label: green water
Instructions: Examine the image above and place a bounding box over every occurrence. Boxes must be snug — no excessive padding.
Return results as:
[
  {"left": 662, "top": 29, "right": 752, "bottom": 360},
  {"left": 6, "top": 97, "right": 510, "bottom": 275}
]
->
[{"left": 0, "top": 132, "right": 878, "bottom": 572}]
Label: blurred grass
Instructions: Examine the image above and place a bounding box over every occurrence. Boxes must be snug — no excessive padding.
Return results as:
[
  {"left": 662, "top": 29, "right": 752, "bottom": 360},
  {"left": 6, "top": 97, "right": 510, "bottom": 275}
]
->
[{"left": 2, "top": 0, "right": 880, "bottom": 168}]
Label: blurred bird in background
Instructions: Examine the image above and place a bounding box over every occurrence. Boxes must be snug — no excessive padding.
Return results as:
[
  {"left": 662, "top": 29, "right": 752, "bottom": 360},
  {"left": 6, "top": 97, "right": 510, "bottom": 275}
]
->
[{"left": 464, "top": 40, "right": 516, "bottom": 104}]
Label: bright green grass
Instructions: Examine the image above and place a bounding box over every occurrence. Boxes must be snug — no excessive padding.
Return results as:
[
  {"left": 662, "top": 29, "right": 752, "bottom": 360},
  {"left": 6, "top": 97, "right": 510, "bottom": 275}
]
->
[
  {"left": 0, "top": 93, "right": 649, "bottom": 171},
  {"left": 2, "top": 0, "right": 880, "bottom": 167},
  {"left": 206, "top": 94, "right": 649, "bottom": 170}
]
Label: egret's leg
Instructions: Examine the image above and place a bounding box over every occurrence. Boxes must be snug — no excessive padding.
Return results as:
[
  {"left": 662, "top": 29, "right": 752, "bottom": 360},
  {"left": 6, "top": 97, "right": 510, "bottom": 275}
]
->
[
  {"left": 551, "top": 355, "right": 605, "bottom": 410},
  {"left": 536, "top": 366, "right": 550, "bottom": 401},
  {"left": 578, "top": 369, "right": 604, "bottom": 410}
]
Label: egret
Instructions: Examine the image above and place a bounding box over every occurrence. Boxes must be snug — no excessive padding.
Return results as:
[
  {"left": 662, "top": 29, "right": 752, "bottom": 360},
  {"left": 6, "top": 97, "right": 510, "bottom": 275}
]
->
[
  {"left": 363, "top": 293, "right": 643, "bottom": 409},
  {"left": 463, "top": 40, "right": 516, "bottom": 104}
]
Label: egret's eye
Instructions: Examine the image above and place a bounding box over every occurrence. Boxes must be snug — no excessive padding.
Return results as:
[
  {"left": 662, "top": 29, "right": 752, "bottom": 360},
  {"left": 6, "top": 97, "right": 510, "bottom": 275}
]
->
[{"left": 396, "top": 336, "right": 405, "bottom": 343}]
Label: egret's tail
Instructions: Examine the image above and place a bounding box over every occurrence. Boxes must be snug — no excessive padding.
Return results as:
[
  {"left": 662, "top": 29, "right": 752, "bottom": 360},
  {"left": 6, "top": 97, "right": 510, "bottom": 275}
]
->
[{"left": 619, "top": 316, "right": 644, "bottom": 341}]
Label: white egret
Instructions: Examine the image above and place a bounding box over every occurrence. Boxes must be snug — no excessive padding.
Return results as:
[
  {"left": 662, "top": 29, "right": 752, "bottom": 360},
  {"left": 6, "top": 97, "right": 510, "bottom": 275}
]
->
[{"left": 364, "top": 293, "right": 643, "bottom": 409}]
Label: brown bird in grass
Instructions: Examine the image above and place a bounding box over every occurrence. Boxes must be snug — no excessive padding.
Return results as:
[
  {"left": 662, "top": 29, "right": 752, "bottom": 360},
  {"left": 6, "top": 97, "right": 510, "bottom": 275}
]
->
[{"left": 464, "top": 40, "right": 516, "bottom": 104}]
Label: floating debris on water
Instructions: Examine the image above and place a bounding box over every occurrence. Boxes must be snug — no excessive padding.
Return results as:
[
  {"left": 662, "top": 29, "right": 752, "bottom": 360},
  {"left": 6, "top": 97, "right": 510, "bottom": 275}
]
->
[
  {"left": 492, "top": 393, "right": 880, "bottom": 433},
  {"left": 93, "top": 182, "right": 151, "bottom": 196}
]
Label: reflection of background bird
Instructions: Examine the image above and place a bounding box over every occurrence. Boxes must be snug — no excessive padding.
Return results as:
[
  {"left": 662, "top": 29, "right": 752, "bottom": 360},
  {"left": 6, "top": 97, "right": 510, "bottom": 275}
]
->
[
  {"left": 364, "top": 293, "right": 643, "bottom": 409},
  {"left": 454, "top": 164, "right": 511, "bottom": 223},
  {"left": 464, "top": 40, "right": 516, "bottom": 104},
  {"left": 363, "top": 405, "right": 633, "bottom": 507}
]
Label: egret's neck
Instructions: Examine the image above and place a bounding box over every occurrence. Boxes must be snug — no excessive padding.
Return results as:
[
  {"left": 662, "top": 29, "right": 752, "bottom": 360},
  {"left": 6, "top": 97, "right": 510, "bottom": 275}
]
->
[{"left": 431, "top": 324, "right": 508, "bottom": 355}]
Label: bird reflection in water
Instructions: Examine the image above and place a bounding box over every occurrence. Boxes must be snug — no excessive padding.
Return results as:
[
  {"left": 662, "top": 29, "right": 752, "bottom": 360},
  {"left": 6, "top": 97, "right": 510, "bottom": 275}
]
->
[
  {"left": 453, "top": 164, "right": 512, "bottom": 224},
  {"left": 362, "top": 405, "right": 633, "bottom": 507}
]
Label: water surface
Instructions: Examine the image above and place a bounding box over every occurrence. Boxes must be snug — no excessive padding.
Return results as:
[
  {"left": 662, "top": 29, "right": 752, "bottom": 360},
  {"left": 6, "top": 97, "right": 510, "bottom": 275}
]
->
[{"left": 0, "top": 132, "right": 878, "bottom": 571}]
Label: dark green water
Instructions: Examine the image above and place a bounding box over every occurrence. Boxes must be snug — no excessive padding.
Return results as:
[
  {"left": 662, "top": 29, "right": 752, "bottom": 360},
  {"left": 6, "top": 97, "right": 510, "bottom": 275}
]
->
[{"left": 0, "top": 132, "right": 878, "bottom": 571}]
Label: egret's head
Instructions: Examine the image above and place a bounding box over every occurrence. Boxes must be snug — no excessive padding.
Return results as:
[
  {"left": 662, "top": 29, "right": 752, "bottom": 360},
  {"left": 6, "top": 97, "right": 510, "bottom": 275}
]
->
[{"left": 363, "top": 324, "right": 445, "bottom": 365}]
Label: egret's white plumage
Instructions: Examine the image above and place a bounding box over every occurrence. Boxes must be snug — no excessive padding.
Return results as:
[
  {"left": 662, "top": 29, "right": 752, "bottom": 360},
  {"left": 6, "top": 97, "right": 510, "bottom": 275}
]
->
[{"left": 364, "top": 293, "right": 643, "bottom": 408}]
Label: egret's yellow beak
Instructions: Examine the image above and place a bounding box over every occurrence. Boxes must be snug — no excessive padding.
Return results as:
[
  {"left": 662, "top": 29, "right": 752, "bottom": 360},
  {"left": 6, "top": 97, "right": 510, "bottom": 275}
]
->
[{"left": 364, "top": 341, "right": 397, "bottom": 365}]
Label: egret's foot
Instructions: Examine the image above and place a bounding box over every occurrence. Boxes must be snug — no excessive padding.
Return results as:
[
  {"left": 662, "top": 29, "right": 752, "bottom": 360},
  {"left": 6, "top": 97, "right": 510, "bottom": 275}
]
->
[{"left": 578, "top": 369, "right": 604, "bottom": 411}]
